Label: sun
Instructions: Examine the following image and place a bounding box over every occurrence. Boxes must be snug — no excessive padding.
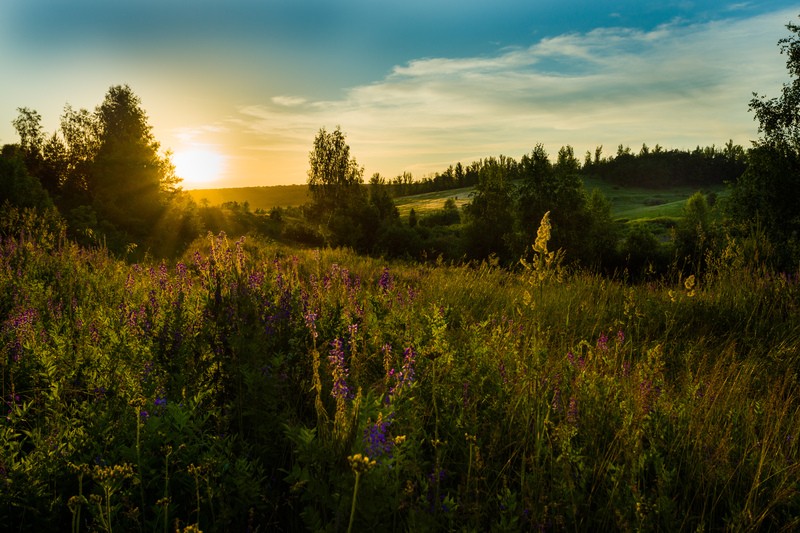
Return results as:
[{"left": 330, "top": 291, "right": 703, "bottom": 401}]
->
[{"left": 173, "top": 147, "right": 225, "bottom": 188}]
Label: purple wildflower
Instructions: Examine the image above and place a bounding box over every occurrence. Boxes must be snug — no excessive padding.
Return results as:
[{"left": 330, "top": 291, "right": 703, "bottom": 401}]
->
[
  {"left": 348, "top": 323, "right": 358, "bottom": 338},
  {"left": 567, "top": 396, "right": 579, "bottom": 425},
  {"left": 567, "top": 351, "right": 585, "bottom": 369},
  {"left": 388, "top": 347, "right": 416, "bottom": 400},
  {"left": 364, "top": 413, "right": 395, "bottom": 459},
  {"left": 328, "top": 338, "right": 352, "bottom": 400},
  {"left": 552, "top": 382, "right": 561, "bottom": 413},
  {"left": 379, "top": 267, "right": 392, "bottom": 293},
  {"left": 597, "top": 333, "right": 609, "bottom": 352},
  {"left": 304, "top": 311, "right": 318, "bottom": 339}
]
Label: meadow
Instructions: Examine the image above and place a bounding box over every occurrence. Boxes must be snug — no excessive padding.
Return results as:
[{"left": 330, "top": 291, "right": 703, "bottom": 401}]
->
[
  {"left": 187, "top": 185, "right": 311, "bottom": 211},
  {"left": 390, "top": 179, "right": 726, "bottom": 228},
  {"left": 1, "top": 208, "right": 798, "bottom": 531}
]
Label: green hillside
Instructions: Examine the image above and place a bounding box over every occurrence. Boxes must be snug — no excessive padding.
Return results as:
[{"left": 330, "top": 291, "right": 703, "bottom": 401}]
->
[
  {"left": 187, "top": 184, "right": 310, "bottom": 210},
  {"left": 393, "top": 186, "right": 474, "bottom": 217},
  {"left": 392, "top": 179, "right": 726, "bottom": 222}
]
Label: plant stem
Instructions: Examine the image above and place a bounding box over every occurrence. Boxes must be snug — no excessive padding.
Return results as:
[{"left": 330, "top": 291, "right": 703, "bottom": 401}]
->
[{"left": 347, "top": 472, "right": 361, "bottom": 533}]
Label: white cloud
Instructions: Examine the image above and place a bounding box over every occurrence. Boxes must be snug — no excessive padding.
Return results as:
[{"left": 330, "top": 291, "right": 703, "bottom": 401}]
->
[
  {"left": 236, "top": 7, "right": 796, "bottom": 181},
  {"left": 271, "top": 95, "right": 307, "bottom": 107}
]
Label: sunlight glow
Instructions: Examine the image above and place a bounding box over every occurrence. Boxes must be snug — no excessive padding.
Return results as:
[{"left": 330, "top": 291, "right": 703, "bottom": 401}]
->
[{"left": 173, "top": 147, "right": 226, "bottom": 188}]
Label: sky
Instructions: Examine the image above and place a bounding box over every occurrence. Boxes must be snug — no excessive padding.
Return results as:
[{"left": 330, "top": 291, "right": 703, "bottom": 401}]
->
[{"left": 1, "top": 1, "right": 798, "bottom": 189}]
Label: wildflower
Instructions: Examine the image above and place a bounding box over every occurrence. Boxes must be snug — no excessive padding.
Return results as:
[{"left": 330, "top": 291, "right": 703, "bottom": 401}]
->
[
  {"left": 382, "top": 343, "right": 393, "bottom": 382},
  {"left": 552, "top": 379, "right": 562, "bottom": 413},
  {"left": 304, "top": 311, "right": 318, "bottom": 339},
  {"left": 364, "top": 412, "right": 394, "bottom": 459},
  {"left": 176, "top": 261, "right": 188, "bottom": 278},
  {"left": 388, "top": 347, "right": 416, "bottom": 399},
  {"left": 617, "top": 329, "right": 625, "bottom": 344},
  {"left": 684, "top": 275, "right": 697, "bottom": 297},
  {"left": 597, "top": 333, "right": 609, "bottom": 352},
  {"left": 378, "top": 266, "right": 392, "bottom": 293},
  {"left": 567, "top": 351, "right": 585, "bottom": 369},
  {"left": 328, "top": 338, "right": 352, "bottom": 400},
  {"left": 567, "top": 396, "right": 579, "bottom": 425},
  {"left": 533, "top": 211, "right": 552, "bottom": 255},
  {"left": 347, "top": 453, "right": 377, "bottom": 473}
]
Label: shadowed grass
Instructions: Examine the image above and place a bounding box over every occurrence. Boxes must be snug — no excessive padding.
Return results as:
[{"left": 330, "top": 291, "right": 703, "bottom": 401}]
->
[{"left": 1, "top": 211, "right": 798, "bottom": 531}]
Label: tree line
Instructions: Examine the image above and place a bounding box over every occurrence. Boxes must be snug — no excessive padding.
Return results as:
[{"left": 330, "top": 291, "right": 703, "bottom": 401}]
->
[{"left": 388, "top": 139, "right": 745, "bottom": 198}]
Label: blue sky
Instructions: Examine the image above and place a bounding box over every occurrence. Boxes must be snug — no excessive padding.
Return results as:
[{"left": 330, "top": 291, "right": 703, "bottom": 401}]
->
[{"left": 1, "top": 1, "right": 798, "bottom": 187}]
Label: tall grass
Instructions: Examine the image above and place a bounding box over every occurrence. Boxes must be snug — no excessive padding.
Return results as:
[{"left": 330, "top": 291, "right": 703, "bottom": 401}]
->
[{"left": 1, "top": 209, "right": 798, "bottom": 531}]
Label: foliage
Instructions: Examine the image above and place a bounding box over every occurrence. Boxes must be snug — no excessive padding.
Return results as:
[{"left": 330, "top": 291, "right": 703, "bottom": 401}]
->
[
  {"left": 307, "top": 126, "right": 364, "bottom": 222},
  {"left": 8, "top": 86, "right": 201, "bottom": 259},
  {"left": 673, "top": 191, "right": 719, "bottom": 274},
  {"left": 583, "top": 142, "right": 746, "bottom": 189},
  {"left": 2, "top": 211, "right": 799, "bottom": 531},
  {"left": 0, "top": 146, "right": 53, "bottom": 210},
  {"left": 463, "top": 156, "right": 516, "bottom": 260},
  {"left": 727, "top": 18, "right": 800, "bottom": 269}
]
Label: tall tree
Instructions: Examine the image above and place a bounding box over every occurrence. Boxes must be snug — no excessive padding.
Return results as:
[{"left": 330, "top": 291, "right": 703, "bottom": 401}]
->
[
  {"left": 306, "top": 126, "right": 373, "bottom": 249},
  {"left": 464, "top": 156, "right": 516, "bottom": 260},
  {"left": 749, "top": 18, "right": 800, "bottom": 150},
  {"left": 58, "top": 104, "right": 100, "bottom": 206},
  {"left": 728, "top": 17, "right": 800, "bottom": 267},
  {"left": 515, "top": 145, "right": 590, "bottom": 261},
  {"left": 90, "top": 85, "right": 178, "bottom": 242},
  {"left": 11, "top": 107, "right": 44, "bottom": 156},
  {"left": 307, "top": 126, "right": 364, "bottom": 221},
  {"left": 11, "top": 108, "right": 52, "bottom": 193}
]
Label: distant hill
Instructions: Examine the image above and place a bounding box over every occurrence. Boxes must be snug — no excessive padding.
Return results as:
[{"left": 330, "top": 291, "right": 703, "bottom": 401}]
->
[{"left": 187, "top": 185, "right": 310, "bottom": 210}]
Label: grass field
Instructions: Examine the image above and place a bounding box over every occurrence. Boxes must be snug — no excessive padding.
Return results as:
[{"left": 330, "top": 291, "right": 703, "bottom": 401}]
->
[
  {"left": 187, "top": 178, "right": 726, "bottom": 229},
  {"left": 581, "top": 176, "right": 727, "bottom": 221},
  {"left": 187, "top": 184, "right": 310, "bottom": 210},
  {"left": 392, "top": 178, "right": 726, "bottom": 223},
  {"left": 393, "top": 187, "right": 474, "bottom": 217},
  {"left": 3, "top": 218, "right": 798, "bottom": 531}
]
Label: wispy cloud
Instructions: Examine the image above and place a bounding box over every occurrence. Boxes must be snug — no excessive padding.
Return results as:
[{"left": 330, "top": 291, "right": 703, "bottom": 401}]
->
[
  {"left": 271, "top": 95, "right": 307, "bottom": 107},
  {"left": 236, "top": 8, "right": 794, "bottom": 180}
]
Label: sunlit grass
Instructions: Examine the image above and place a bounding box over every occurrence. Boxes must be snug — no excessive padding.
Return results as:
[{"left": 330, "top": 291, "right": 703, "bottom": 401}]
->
[{"left": 1, "top": 211, "right": 798, "bottom": 530}]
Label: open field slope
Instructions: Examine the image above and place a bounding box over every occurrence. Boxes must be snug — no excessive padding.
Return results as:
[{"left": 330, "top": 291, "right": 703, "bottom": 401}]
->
[
  {"left": 581, "top": 176, "right": 728, "bottom": 221},
  {"left": 187, "top": 178, "right": 723, "bottom": 224},
  {"left": 2, "top": 215, "right": 799, "bottom": 531},
  {"left": 393, "top": 179, "right": 725, "bottom": 222},
  {"left": 187, "top": 184, "right": 310, "bottom": 210},
  {"left": 393, "top": 186, "right": 474, "bottom": 217}
]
